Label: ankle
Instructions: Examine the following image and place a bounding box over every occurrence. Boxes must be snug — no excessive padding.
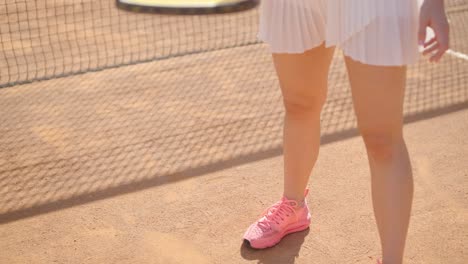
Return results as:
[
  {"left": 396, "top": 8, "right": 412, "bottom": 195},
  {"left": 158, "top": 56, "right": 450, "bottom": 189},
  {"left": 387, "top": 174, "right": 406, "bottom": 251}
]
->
[
  {"left": 283, "top": 194, "right": 306, "bottom": 208},
  {"left": 296, "top": 200, "right": 306, "bottom": 208}
]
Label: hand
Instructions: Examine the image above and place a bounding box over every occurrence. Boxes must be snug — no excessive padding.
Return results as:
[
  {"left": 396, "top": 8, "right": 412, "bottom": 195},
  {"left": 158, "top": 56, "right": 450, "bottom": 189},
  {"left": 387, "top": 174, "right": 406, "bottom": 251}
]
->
[{"left": 418, "top": 0, "right": 450, "bottom": 63}]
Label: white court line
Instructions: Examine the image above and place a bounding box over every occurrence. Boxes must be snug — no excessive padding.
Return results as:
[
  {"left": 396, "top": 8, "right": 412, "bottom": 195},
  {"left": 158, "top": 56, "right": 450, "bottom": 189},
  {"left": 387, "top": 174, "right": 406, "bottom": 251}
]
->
[{"left": 447, "top": 49, "right": 468, "bottom": 61}]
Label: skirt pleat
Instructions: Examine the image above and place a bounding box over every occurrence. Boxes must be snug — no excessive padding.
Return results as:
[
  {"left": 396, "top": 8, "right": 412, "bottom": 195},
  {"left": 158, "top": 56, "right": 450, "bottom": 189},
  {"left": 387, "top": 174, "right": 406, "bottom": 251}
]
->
[
  {"left": 258, "top": 0, "right": 327, "bottom": 54},
  {"left": 258, "top": 0, "right": 423, "bottom": 66}
]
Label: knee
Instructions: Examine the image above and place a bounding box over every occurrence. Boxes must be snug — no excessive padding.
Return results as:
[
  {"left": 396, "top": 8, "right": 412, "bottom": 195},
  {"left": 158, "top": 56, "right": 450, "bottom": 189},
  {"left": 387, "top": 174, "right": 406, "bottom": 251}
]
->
[
  {"left": 283, "top": 95, "right": 326, "bottom": 116},
  {"left": 361, "top": 132, "right": 404, "bottom": 161}
]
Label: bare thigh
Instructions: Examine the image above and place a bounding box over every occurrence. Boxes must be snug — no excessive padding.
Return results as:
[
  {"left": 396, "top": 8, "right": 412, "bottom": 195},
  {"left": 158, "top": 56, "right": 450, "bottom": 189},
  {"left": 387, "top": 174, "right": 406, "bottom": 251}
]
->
[
  {"left": 272, "top": 43, "right": 335, "bottom": 112},
  {"left": 344, "top": 56, "right": 406, "bottom": 141}
]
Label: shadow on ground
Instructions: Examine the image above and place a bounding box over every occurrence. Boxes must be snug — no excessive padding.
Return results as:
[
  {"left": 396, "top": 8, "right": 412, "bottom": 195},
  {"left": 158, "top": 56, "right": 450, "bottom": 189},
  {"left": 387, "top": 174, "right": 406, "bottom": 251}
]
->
[
  {"left": 240, "top": 228, "right": 310, "bottom": 264},
  {"left": 0, "top": 3, "right": 467, "bottom": 224}
]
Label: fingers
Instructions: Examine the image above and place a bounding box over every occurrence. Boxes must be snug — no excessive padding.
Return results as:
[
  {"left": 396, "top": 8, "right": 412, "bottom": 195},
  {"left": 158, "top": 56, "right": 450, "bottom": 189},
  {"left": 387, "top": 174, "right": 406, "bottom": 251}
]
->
[
  {"left": 430, "top": 21, "right": 450, "bottom": 63},
  {"left": 424, "top": 44, "right": 445, "bottom": 63},
  {"left": 420, "top": 24, "right": 450, "bottom": 63},
  {"left": 422, "top": 42, "right": 439, "bottom": 56},
  {"left": 429, "top": 46, "right": 447, "bottom": 63},
  {"left": 418, "top": 1, "right": 450, "bottom": 63},
  {"left": 423, "top": 36, "right": 437, "bottom": 48}
]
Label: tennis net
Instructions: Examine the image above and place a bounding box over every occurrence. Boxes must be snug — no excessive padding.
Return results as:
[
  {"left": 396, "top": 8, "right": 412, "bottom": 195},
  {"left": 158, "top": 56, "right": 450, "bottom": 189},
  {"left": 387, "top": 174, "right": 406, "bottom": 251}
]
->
[
  {"left": 1, "top": 1, "right": 466, "bottom": 88},
  {"left": 0, "top": 0, "right": 467, "bottom": 222},
  {"left": 0, "top": 0, "right": 260, "bottom": 87}
]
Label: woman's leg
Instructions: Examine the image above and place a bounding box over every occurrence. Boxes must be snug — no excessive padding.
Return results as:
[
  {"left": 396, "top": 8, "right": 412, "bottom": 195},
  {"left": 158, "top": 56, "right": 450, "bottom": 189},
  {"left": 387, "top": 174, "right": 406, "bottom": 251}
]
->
[
  {"left": 344, "top": 56, "right": 414, "bottom": 264},
  {"left": 243, "top": 43, "right": 335, "bottom": 249},
  {"left": 272, "top": 43, "right": 335, "bottom": 202}
]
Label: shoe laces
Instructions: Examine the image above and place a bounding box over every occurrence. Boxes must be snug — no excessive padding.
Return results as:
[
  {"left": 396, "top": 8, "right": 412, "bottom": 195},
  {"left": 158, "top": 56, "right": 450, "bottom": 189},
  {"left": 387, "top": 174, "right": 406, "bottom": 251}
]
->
[{"left": 257, "top": 199, "right": 298, "bottom": 231}]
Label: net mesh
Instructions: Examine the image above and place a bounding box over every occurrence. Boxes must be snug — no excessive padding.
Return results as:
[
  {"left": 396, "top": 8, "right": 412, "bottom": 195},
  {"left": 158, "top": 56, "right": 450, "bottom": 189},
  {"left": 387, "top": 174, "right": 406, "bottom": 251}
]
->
[
  {"left": 0, "top": 1, "right": 467, "bottom": 87},
  {"left": 0, "top": 1, "right": 467, "bottom": 222},
  {"left": 0, "top": 0, "right": 259, "bottom": 87}
]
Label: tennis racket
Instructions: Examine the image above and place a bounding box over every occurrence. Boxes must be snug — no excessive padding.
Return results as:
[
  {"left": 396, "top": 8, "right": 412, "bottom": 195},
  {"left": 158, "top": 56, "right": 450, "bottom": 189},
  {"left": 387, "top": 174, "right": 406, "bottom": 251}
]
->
[{"left": 116, "top": 0, "right": 259, "bottom": 15}]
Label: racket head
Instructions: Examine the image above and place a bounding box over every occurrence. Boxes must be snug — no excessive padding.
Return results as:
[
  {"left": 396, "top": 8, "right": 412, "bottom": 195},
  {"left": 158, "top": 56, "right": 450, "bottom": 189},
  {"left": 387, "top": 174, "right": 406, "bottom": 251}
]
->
[{"left": 116, "top": 0, "right": 259, "bottom": 15}]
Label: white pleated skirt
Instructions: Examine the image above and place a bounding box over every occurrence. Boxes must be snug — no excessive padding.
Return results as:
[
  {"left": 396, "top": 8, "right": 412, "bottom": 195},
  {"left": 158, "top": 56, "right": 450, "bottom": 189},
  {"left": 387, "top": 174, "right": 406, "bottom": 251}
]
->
[{"left": 258, "top": 0, "right": 422, "bottom": 66}]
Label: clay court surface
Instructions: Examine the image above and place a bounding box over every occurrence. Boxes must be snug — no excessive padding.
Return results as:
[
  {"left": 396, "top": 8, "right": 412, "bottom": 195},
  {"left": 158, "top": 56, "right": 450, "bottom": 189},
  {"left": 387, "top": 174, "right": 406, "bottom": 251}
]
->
[{"left": 0, "top": 1, "right": 467, "bottom": 264}]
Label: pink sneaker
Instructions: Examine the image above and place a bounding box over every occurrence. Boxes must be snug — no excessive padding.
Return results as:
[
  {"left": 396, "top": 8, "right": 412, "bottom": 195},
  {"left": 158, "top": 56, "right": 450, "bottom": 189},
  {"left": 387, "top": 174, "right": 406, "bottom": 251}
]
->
[{"left": 243, "top": 188, "right": 311, "bottom": 249}]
